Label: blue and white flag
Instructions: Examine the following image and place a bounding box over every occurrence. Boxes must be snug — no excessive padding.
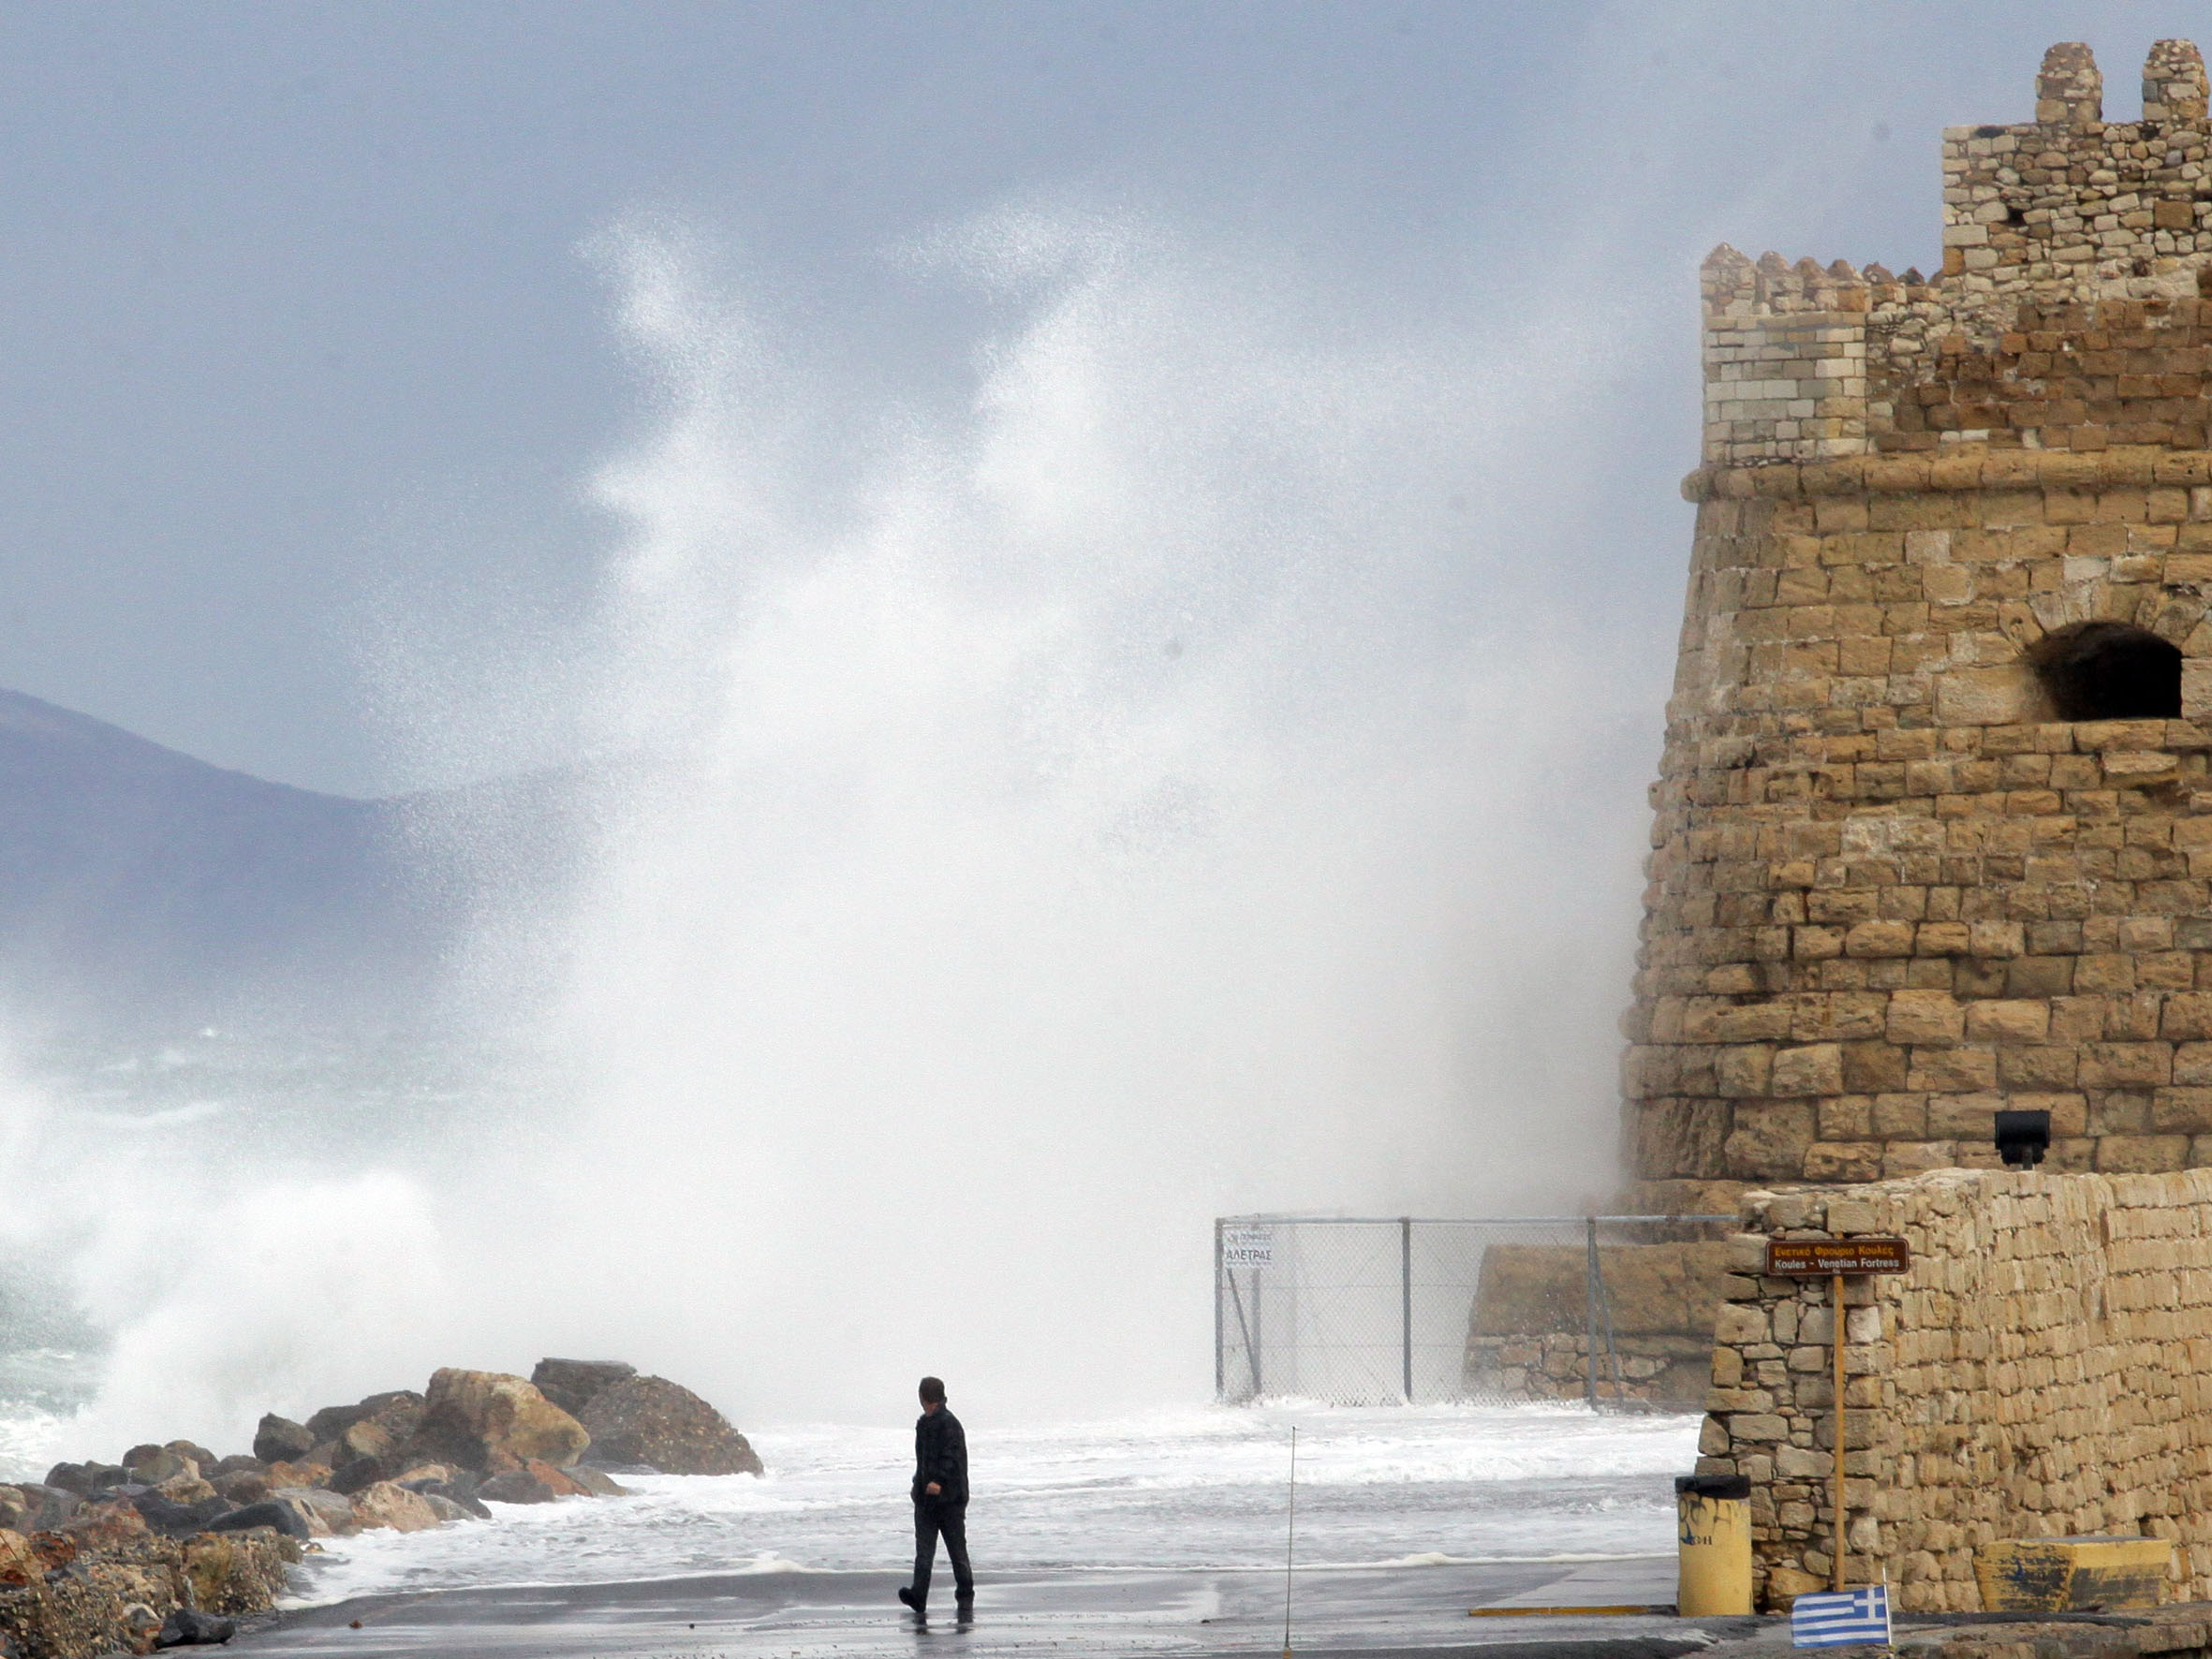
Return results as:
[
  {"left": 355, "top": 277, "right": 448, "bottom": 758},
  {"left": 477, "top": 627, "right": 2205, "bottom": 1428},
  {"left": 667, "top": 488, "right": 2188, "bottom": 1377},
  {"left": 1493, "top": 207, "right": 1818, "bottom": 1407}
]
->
[{"left": 1792, "top": 1584, "right": 1892, "bottom": 1649}]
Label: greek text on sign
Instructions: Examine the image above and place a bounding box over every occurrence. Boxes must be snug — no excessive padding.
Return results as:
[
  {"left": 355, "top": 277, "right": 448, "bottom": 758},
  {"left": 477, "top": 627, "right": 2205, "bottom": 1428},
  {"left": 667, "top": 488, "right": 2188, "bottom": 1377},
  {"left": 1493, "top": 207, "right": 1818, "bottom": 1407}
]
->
[
  {"left": 1765, "top": 1237, "right": 1910, "bottom": 1276},
  {"left": 1223, "top": 1227, "right": 1275, "bottom": 1268}
]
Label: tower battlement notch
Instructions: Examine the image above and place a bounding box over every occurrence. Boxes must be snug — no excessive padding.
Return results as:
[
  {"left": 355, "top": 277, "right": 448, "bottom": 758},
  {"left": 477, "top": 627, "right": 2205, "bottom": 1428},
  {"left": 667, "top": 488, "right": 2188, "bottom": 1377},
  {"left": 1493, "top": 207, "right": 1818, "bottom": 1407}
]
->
[{"left": 1699, "top": 41, "right": 2212, "bottom": 470}]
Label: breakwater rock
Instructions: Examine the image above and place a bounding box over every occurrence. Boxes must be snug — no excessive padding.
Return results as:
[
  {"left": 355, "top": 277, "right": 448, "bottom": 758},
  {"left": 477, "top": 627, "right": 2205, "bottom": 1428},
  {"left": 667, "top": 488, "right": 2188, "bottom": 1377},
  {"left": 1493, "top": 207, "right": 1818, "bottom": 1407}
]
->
[{"left": 0, "top": 1357, "right": 758, "bottom": 1656}]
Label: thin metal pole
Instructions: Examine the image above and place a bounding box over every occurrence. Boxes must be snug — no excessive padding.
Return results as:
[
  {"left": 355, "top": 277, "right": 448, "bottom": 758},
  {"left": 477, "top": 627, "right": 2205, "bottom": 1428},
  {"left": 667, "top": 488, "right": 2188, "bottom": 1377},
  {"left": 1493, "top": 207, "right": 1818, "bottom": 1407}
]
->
[
  {"left": 1252, "top": 1268, "right": 1264, "bottom": 1397},
  {"left": 1832, "top": 1270, "right": 1847, "bottom": 1593},
  {"left": 1226, "top": 1270, "right": 1259, "bottom": 1400},
  {"left": 1598, "top": 1252, "right": 1623, "bottom": 1403},
  {"left": 1400, "top": 1216, "right": 1414, "bottom": 1403},
  {"left": 1584, "top": 1218, "right": 1601, "bottom": 1412},
  {"left": 1215, "top": 1219, "right": 1226, "bottom": 1401},
  {"left": 1282, "top": 1425, "right": 1296, "bottom": 1658}
]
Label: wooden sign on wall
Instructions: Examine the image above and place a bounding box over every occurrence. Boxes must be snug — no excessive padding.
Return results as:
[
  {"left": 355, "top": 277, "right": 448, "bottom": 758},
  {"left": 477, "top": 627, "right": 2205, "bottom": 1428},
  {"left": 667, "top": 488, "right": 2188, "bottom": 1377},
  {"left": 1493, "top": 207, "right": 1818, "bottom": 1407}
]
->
[{"left": 1764, "top": 1237, "right": 1910, "bottom": 1276}]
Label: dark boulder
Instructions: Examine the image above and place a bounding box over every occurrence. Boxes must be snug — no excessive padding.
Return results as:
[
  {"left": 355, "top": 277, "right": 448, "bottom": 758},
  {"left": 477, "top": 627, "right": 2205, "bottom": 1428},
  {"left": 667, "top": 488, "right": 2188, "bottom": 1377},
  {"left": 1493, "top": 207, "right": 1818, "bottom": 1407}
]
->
[
  {"left": 578, "top": 1376, "right": 761, "bottom": 1475},
  {"left": 211, "top": 1456, "right": 264, "bottom": 1477},
  {"left": 398, "top": 1479, "right": 489, "bottom": 1520},
  {"left": 165, "top": 1441, "right": 217, "bottom": 1473},
  {"left": 128, "top": 1494, "right": 232, "bottom": 1539},
  {"left": 305, "top": 1389, "right": 423, "bottom": 1448},
  {"left": 251, "top": 1417, "right": 313, "bottom": 1465},
  {"left": 335, "top": 1417, "right": 400, "bottom": 1469},
  {"left": 203, "top": 1501, "right": 308, "bottom": 1541},
  {"left": 42, "top": 1462, "right": 126, "bottom": 1497},
  {"left": 39, "top": 1464, "right": 86, "bottom": 1496},
  {"left": 475, "top": 1469, "right": 557, "bottom": 1505},
  {"left": 417, "top": 1491, "right": 478, "bottom": 1524},
  {"left": 398, "top": 1369, "right": 586, "bottom": 1475},
  {"left": 155, "top": 1607, "right": 238, "bottom": 1647},
  {"left": 325, "top": 1457, "right": 391, "bottom": 1497},
  {"left": 528, "top": 1358, "right": 635, "bottom": 1417},
  {"left": 19, "top": 1486, "right": 79, "bottom": 1532},
  {"left": 302, "top": 1403, "right": 368, "bottom": 1443},
  {"left": 360, "top": 1389, "right": 424, "bottom": 1428},
  {"left": 212, "top": 1471, "right": 269, "bottom": 1505},
  {"left": 125, "top": 1448, "right": 194, "bottom": 1485}
]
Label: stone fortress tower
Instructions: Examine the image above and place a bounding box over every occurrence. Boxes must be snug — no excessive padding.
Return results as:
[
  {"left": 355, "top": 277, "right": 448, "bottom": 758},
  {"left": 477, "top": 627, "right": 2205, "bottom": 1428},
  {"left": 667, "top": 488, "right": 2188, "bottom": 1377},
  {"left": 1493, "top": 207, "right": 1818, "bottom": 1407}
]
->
[{"left": 1623, "top": 40, "right": 2212, "bottom": 1212}]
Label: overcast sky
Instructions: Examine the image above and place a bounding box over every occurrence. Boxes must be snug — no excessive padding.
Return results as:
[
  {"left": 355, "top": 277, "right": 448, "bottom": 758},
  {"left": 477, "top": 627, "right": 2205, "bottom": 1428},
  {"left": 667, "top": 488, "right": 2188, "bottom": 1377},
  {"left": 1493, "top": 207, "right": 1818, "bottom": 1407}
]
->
[{"left": 0, "top": 1, "right": 2187, "bottom": 796}]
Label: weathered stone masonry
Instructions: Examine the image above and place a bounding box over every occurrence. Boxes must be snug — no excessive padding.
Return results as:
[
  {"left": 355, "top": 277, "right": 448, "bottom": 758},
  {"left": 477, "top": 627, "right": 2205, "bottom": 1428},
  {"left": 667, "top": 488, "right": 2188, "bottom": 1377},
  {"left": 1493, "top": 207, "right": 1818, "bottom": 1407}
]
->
[
  {"left": 1700, "top": 1169, "right": 2212, "bottom": 1612},
  {"left": 1625, "top": 41, "right": 2212, "bottom": 1212}
]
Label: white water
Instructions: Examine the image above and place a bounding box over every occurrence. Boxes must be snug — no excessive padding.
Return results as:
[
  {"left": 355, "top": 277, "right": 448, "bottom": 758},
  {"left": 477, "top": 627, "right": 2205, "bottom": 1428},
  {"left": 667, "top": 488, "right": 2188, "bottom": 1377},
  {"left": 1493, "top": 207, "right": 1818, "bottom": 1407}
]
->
[
  {"left": 288, "top": 1404, "right": 1701, "bottom": 1605},
  {"left": 0, "top": 212, "right": 1674, "bottom": 1486},
  {"left": 462, "top": 215, "right": 1666, "bottom": 1428}
]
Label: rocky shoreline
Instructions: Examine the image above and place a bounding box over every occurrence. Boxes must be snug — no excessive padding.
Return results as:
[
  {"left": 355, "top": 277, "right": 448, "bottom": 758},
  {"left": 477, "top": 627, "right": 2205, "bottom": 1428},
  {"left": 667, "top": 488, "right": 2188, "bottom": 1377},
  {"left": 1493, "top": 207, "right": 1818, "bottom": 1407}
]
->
[{"left": 0, "top": 1357, "right": 759, "bottom": 1659}]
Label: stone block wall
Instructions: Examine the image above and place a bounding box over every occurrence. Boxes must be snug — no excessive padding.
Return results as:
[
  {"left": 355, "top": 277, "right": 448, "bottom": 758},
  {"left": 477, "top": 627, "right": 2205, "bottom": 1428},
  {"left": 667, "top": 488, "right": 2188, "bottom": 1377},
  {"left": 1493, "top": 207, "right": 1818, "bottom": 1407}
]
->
[
  {"left": 1461, "top": 1240, "right": 1734, "bottom": 1408},
  {"left": 1698, "top": 1168, "right": 2212, "bottom": 1611}
]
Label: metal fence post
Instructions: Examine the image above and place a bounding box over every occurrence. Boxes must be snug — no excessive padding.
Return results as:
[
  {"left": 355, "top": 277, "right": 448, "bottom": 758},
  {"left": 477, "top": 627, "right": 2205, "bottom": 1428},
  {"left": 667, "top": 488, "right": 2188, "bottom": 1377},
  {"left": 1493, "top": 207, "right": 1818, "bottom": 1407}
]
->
[
  {"left": 1400, "top": 1216, "right": 1414, "bottom": 1403},
  {"left": 1584, "top": 1217, "right": 1601, "bottom": 1413},
  {"left": 1251, "top": 1267, "right": 1263, "bottom": 1396},
  {"left": 1214, "top": 1218, "right": 1225, "bottom": 1401},
  {"left": 1598, "top": 1248, "right": 1623, "bottom": 1404}
]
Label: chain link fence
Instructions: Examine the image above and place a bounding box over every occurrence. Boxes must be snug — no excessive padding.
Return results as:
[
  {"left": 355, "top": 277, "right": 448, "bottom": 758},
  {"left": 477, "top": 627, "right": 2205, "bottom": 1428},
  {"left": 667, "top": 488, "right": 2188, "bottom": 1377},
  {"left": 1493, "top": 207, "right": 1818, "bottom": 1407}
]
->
[{"left": 1214, "top": 1214, "right": 1735, "bottom": 1410}]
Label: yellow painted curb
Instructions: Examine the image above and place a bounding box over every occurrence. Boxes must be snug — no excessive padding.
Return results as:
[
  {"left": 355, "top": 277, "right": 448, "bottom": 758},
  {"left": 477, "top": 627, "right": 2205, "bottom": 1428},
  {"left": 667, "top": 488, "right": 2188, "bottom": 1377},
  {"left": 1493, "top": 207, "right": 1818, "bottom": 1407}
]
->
[{"left": 1975, "top": 1536, "right": 2172, "bottom": 1613}]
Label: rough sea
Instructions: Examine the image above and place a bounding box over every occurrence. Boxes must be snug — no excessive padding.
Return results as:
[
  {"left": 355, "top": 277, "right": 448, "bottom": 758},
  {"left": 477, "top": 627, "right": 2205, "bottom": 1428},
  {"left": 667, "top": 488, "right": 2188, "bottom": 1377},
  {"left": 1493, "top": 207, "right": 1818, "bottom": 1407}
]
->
[
  {"left": 0, "top": 1035, "right": 1700, "bottom": 1608},
  {"left": 282, "top": 1404, "right": 1701, "bottom": 1606}
]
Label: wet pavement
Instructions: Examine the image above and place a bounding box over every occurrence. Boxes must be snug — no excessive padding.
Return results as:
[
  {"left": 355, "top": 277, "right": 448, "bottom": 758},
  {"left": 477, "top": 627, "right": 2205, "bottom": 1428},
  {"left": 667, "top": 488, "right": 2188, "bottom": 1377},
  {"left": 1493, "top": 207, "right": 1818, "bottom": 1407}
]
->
[{"left": 233, "top": 1553, "right": 1738, "bottom": 1657}]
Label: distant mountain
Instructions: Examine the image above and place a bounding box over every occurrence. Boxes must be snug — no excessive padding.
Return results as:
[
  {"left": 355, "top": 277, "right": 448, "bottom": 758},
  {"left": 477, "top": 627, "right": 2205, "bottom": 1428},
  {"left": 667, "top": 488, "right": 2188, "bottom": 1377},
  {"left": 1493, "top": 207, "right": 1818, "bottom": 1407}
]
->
[{"left": 0, "top": 688, "right": 590, "bottom": 1038}]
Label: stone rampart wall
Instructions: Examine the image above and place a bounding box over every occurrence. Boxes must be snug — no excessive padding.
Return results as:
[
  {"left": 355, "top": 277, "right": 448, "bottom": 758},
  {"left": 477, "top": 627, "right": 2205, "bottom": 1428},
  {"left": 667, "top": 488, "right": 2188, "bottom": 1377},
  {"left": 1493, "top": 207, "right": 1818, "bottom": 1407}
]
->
[
  {"left": 1697, "top": 1168, "right": 2212, "bottom": 1611},
  {"left": 1461, "top": 1241, "right": 1733, "bottom": 1408}
]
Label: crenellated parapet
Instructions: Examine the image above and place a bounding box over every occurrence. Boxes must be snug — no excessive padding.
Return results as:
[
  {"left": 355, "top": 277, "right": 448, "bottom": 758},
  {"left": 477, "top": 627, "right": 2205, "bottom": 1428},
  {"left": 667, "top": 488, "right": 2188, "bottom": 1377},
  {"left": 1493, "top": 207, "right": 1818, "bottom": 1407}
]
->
[{"left": 1703, "top": 40, "right": 2212, "bottom": 468}]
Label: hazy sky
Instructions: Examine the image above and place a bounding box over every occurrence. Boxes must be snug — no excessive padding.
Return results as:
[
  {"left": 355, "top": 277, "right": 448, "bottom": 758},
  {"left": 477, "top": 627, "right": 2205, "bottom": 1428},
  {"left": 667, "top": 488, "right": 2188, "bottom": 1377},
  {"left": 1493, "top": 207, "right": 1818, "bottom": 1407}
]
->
[{"left": 0, "top": 1, "right": 2185, "bottom": 796}]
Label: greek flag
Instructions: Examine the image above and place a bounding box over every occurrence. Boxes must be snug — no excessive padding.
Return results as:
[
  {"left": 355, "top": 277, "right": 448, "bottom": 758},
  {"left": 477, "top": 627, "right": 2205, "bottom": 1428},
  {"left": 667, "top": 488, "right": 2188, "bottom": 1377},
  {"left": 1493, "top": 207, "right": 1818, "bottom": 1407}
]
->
[{"left": 1791, "top": 1584, "right": 1891, "bottom": 1648}]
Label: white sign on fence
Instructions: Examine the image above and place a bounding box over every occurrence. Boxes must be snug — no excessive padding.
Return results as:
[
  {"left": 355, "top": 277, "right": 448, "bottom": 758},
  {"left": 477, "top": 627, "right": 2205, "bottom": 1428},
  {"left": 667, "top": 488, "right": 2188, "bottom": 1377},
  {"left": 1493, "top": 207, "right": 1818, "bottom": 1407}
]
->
[{"left": 1222, "top": 1226, "right": 1275, "bottom": 1268}]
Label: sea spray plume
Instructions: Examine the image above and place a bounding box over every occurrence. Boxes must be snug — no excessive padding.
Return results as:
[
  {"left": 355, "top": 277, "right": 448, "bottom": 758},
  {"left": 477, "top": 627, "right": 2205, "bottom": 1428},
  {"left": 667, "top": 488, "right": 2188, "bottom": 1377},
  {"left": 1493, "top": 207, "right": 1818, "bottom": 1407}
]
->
[
  {"left": 0, "top": 1045, "right": 463, "bottom": 1464},
  {"left": 476, "top": 208, "right": 1662, "bottom": 1423},
  {"left": 66, "top": 1170, "right": 450, "bottom": 1459}
]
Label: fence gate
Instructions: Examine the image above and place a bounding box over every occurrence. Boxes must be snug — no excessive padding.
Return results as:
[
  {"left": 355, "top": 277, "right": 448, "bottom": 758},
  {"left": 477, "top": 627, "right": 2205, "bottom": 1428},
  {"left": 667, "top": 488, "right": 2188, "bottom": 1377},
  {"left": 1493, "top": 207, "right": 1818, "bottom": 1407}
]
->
[{"left": 1214, "top": 1214, "right": 1733, "bottom": 1409}]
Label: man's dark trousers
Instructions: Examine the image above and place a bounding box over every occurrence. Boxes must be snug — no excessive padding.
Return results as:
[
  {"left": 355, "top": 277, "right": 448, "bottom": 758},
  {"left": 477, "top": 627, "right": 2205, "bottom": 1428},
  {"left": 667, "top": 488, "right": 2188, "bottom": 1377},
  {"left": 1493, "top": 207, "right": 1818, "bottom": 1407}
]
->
[{"left": 912, "top": 1497, "right": 973, "bottom": 1608}]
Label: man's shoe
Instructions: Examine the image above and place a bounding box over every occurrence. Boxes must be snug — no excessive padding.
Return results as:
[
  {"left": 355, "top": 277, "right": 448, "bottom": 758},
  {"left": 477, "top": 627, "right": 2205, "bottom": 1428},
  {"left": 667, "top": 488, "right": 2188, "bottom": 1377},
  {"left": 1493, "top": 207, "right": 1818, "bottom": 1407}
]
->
[{"left": 897, "top": 1587, "right": 922, "bottom": 1613}]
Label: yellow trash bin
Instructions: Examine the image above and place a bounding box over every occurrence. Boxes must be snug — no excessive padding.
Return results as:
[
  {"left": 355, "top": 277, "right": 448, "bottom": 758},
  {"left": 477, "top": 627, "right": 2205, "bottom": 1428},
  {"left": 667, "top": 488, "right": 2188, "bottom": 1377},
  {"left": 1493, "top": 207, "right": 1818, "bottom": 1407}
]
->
[{"left": 1676, "top": 1474, "right": 1752, "bottom": 1616}]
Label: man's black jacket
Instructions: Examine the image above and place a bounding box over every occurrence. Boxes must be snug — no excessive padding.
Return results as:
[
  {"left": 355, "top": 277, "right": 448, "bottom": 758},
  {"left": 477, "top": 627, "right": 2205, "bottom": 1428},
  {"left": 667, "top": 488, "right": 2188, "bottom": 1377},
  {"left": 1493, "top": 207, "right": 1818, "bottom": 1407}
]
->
[{"left": 912, "top": 1406, "right": 968, "bottom": 1505}]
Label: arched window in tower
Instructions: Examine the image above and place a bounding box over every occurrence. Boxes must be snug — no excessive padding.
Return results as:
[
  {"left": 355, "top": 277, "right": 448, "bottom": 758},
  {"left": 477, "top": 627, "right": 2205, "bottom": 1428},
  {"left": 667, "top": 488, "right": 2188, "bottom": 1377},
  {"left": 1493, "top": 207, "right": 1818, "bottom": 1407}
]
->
[{"left": 2024, "top": 621, "right": 2182, "bottom": 722}]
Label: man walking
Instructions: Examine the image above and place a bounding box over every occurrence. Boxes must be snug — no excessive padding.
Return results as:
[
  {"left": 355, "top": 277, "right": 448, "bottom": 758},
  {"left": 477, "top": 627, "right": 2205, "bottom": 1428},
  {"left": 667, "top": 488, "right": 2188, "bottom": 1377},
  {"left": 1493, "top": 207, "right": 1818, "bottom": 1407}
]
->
[{"left": 898, "top": 1375, "right": 972, "bottom": 1617}]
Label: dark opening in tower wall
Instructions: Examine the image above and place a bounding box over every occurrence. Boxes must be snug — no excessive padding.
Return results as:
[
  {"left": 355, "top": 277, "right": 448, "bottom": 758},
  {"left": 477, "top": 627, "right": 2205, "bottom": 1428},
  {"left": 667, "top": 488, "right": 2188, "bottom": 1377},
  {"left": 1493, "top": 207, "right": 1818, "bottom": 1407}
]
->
[{"left": 2023, "top": 621, "right": 2182, "bottom": 722}]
